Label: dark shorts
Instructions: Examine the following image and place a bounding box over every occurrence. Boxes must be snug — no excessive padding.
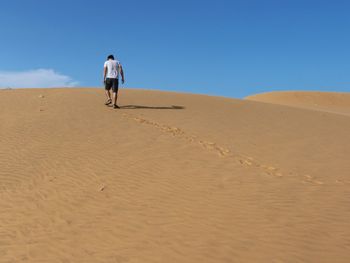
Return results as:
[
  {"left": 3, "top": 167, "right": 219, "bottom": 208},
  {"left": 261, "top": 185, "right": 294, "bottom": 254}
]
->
[{"left": 105, "top": 78, "right": 119, "bottom": 92}]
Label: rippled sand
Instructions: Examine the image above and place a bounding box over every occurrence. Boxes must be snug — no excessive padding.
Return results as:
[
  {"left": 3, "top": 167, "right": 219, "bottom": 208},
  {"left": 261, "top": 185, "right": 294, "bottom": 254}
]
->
[{"left": 1, "top": 88, "right": 350, "bottom": 262}]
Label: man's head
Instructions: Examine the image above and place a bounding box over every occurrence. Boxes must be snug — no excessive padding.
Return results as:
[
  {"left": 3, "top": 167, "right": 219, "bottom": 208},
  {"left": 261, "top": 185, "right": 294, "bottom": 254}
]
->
[{"left": 107, "top": 54, "right": 114, "bottom": 60}]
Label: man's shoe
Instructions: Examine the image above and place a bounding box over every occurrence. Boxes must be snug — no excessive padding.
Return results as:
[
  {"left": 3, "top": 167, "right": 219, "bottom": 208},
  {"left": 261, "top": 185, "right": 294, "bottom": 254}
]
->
[
  {"left": 113, "top": 104, "right": 120, "bottom": 109},
  {"left": 105, "top": 99, "right": 112, "bottom": 105}
]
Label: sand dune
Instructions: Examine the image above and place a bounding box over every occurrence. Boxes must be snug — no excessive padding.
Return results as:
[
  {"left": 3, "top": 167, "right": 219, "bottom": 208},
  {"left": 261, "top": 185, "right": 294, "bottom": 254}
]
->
[
  {"left": 246, "top": 91, "right": 350, "bottom": 116},
  {"left": 1, "top": 88, "right": 350, "bottom": 262}
]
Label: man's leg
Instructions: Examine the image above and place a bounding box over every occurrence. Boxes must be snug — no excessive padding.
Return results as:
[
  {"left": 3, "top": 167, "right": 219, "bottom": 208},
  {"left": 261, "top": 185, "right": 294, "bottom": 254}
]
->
[
  {"left": 105, "top": 89, "right": 111, "bottom": 100},
  {"left": 104, "top": 78, "right": 112, "bottom": 105},
  {"left": 113, "top": 91, "right": 118, "bottom": 105},
  {"left": 112, "top": 79, "right": 120, "bottom": 108}
]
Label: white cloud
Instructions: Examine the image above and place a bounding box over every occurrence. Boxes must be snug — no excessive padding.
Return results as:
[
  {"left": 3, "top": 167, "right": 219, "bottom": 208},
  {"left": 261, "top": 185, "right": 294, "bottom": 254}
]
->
[{"left": 0, "top": 69, "right": 79, "bottom": 88}]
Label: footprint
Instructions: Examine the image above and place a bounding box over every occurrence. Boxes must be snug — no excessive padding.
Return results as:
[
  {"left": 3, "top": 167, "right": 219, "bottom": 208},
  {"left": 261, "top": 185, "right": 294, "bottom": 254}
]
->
[
  {"left": 303, "top": 175, "right": 324, "bottom": 185},
  {"left": 274, "top": 172, "right": 283, "bottom": 177},
  {"left": 304, "top": 175, "right": 313, "bottom": 180}
]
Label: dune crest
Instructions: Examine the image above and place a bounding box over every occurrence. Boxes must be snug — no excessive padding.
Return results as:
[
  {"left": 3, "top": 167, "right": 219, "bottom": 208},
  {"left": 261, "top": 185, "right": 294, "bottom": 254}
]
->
[
  {"left": 1, "top": 88, "right": 350, "bottom": 262},
  {"left": 246, "top": 91, "right": 350, "bottom": 116}
]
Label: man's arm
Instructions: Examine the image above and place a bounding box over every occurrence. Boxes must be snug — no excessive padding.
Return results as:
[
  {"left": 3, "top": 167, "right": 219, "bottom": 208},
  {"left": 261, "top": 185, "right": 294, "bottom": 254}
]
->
[
  {"left": 103, "top": 66, "right": 107, "bottom": 83},
  {"left": 119, "top": 64, "right": 125, "bottom": 84}
]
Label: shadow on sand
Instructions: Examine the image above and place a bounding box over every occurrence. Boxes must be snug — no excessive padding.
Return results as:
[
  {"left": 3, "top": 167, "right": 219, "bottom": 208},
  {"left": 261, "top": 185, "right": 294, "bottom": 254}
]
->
[{"left": 120, "top": 105, "right": 185, "bottom": 110}]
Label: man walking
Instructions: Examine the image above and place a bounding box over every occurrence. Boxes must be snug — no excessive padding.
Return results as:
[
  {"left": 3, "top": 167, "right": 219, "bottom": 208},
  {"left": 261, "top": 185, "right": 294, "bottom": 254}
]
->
[{"left": 103, "top": 54, "right": 125, "bottom": 109}]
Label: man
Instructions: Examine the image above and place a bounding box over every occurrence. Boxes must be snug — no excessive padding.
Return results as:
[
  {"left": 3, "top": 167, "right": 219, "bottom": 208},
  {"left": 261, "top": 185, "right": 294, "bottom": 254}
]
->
[{"left": 103, "top": 54, "right": 125, "bottom": 109}]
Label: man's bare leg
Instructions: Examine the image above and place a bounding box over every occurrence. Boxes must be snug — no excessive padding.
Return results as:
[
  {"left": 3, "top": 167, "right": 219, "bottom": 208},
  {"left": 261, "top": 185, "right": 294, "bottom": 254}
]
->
[
  {"left": 105, "top": 89, "right": 112, "bottom": 105},
  {"left": 113, "top": 91, "right": 119, "bottom": 107},
  {"left": 105, "top": 89, "right": 111, "bottom": 100}
]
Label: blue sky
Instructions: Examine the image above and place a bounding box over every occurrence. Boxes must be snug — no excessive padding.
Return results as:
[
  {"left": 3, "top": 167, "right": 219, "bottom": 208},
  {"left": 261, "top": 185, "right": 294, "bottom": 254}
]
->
[{"left": 1, "top": 0, "right": 350, "bottom": 98}]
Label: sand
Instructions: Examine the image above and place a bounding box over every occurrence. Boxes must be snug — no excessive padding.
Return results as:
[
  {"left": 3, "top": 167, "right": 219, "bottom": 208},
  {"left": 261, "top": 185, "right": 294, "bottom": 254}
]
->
[
  {"left": 0, "top": 88, "right": 350, "bottom": 262},
  {"left": 246, "top": 91, "right": 350, "bottom": 116}
]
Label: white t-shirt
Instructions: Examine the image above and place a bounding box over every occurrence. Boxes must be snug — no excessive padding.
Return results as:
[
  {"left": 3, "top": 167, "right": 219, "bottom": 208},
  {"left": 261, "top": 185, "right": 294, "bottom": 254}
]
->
[{"left": 104, "top": 59, "right": 120, "bottom": 79}]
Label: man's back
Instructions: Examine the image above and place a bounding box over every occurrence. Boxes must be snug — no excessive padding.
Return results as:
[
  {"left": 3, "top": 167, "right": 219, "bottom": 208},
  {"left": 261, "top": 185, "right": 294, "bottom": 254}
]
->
[{"left": 104, "top": 59, "right": 120, "bottom": 79}]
